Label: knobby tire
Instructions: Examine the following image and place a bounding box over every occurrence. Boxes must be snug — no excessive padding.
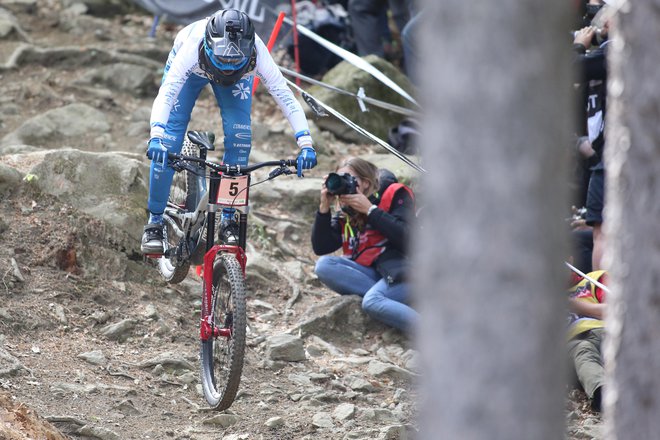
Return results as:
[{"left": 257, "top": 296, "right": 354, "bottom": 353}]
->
[
  {"left": 200, "top": 253, "right": 247, "bottom": 411},
  {"left": 158, "top": 140, "right": 200, "bottom": 284}
]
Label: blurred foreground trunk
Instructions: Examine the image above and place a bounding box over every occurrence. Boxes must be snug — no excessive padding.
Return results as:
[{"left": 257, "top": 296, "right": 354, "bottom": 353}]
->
[
  {"left": 413, "top": 1, "right": 573, "bottom": 439},
  {"left": 603, "top": 1, "right": 660, "bottom": 438}
]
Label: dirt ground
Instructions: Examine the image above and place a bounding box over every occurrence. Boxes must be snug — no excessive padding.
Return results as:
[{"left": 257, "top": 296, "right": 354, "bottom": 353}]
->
[{"left": 0, "top": 2, "right": 600, "bottom": 439}]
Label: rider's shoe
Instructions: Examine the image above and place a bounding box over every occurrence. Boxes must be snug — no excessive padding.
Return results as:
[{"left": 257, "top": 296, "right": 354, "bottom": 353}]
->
[
  {"left": 141, "top": 223, "right": 165, "bottom": 255},
  {"left": 220, "top": 220, "right": 239, "bottom": 246}
]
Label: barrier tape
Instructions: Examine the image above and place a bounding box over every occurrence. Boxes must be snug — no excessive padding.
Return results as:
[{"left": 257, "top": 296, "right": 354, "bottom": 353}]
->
[
  {"left": 279, "top": 66, "right": 420, "bottom": 118},
  {"left": 285, "top": 78, "right": 426, "bottom": 173},
  {"left": 278, "top": 14, "right": 420, "bottom": 108},
  {"left": 564, "top": 261, "right": 611, "bottom": 293}
]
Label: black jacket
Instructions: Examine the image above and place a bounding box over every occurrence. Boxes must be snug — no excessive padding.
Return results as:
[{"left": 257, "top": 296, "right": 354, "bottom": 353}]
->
[{"left": 311, "top": 183, "right": 414, "bottom": 284}]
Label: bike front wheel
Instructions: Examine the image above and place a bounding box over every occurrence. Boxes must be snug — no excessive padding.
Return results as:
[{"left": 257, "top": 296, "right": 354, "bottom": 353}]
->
[{"left": 200, "top": 253, "right": 247, "bottom": 410}]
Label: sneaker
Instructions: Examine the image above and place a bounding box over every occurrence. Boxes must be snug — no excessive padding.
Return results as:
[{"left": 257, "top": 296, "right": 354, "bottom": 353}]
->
[
  {"left": 220, "top": 220, "right": 240, "bottom": 245},
  {"left": 141, "top": 223, "right": 165, "bottom": 255}
]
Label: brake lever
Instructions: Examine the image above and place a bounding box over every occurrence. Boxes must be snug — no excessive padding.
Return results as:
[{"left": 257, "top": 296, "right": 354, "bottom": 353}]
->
[
  {"left": 170, "top": 160, "right": 185, "bottom": 172},
  {"left": 268, "top": 167, "right": 284, "bottom": 179}
]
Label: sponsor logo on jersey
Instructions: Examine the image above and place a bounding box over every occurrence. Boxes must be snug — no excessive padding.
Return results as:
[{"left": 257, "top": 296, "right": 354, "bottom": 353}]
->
[
  {"left": 233, "top": 123, "right": 250, "bottom": 130},
  {"left": 232, "top": 82, "right": 251, "bottom": 100},
  {"left": 235, "top": 132, "right": 251, "bottom": 140}
]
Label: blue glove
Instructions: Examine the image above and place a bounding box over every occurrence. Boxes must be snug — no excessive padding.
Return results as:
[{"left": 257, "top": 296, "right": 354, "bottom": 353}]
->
[
  {"left": 296, "top": 146, "right": 317, "bottom": 177},
  {"left": 146, "top": 138, "right": 168, "bottom": 164}
]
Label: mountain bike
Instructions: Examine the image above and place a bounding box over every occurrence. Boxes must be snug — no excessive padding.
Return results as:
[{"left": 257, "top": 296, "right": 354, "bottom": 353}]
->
[{"left": 153, "top": 130, "right": 297, "bottom": 411}]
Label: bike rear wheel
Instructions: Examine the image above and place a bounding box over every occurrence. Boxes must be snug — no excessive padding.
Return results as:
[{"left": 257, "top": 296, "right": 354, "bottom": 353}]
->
[
  {"left": 200, "top": 253, "right": 247, "bottom": 410},
  {"left": 158, "top": 140, "right": 200, "bottom": 284}
]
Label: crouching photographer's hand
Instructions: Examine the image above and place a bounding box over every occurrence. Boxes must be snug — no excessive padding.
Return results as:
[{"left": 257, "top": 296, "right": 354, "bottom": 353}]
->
[{"left": 339, "top": 193, "right": 373, "bottom": 215}]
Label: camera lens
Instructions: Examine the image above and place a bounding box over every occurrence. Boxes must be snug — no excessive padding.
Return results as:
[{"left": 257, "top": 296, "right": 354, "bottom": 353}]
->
[{"left": 325, "top": 173, "right": 345, "bottom": 195}]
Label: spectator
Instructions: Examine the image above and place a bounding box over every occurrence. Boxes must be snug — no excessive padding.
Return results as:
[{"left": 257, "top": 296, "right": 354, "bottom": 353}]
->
[
  {"left": 348, "top": 0, "right": 414, "bottom": 58},
  {"left": 566, "top": 270, "right": 608, "bottom": 412},
  {"left": 401, "top": 11, "right": 421, "bottom": 83},
  {"left": 311, "top": 157, "right": 418, "bottom": 332},
  {"left": 572, "top": 0, "right": 615, "bottom": 270}
]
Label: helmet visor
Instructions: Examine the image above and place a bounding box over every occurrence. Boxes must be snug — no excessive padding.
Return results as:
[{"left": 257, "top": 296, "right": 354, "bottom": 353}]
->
[{"left": 204, "top": 41, "right": 248, "bottom": 74}]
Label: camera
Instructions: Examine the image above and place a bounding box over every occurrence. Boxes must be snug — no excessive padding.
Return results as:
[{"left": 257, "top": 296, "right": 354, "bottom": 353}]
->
[
  {"left": 225, "top": 20, "right": 242, "bottom": 34},
  {"left": 325, "top": 172, "right": 358, "bottom": 195}
]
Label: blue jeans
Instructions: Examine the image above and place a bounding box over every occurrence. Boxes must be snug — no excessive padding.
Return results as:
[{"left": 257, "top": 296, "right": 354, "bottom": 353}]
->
[
  {"left": 314, "top": 255, "right": 418, "bottom": 332},
  {"left": 148, "top": 52, "right": 254, "bottom": 215}
]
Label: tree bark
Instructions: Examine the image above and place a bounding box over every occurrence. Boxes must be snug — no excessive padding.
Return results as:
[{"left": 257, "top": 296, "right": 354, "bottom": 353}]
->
[
  {"left": 603, "top": 1, "right": 660, "bottom": 438},
  {"left": 413, "top": 1, "right": 573, "bottom": 439}
]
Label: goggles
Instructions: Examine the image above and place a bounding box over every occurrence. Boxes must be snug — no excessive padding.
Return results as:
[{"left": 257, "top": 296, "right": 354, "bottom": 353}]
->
[{"left": 204, "top": 40, "right": 248, "bottom": 74}]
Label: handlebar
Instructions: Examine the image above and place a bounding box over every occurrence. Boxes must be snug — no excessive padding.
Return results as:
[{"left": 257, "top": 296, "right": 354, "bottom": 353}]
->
[{"left": 168, "top": 153, "right": 296, "bottom": 175}]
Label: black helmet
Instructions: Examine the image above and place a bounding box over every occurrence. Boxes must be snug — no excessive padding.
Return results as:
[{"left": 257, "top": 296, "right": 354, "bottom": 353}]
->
[{"left": 199, "top": 9, "right": 256, "bottom": 86}]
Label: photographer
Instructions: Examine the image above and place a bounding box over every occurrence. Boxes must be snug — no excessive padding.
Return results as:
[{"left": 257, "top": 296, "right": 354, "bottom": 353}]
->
[{"left": 311, "top": 157, "right": 418, "bottom": 333}]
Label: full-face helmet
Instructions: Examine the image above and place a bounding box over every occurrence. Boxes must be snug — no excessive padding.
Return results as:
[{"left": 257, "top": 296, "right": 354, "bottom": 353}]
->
[{"left": 199, "top": 9, "right": 256, "bottom": 86}]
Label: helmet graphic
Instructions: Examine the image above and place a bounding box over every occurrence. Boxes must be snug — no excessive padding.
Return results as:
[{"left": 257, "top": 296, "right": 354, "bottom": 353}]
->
[{"left": 199, "top": 9, "right": 256, "bottom": 86}]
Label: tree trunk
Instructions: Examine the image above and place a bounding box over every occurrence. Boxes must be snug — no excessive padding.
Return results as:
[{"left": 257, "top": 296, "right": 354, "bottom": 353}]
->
[
  {"left": 603, "top": 1, "right": 660, "bottom": 438},
  {"left": 413, "top": 1, "right": 573, "bottom": 439}
]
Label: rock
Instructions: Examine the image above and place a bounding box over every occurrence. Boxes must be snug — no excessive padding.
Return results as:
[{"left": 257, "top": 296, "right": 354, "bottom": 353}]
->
[
  {"left": 245, "top": 249, "right": 280, "bottom": 284},
  {"left": 0, "top": 11, "right": 16, "bottom": 39},
  {"left": 265, "top": 416, "right": 285, "bottom": 428},
  {"left": 287, "top": 373, "right": 313, "bottom": 388},
  {"left": 1, "top": 0, "right": 37, "bottom": 14},
  {"left": 0, "top": 143, "right": 42, "bottom": 156},
  {"left": 52, "top": 304, "right": 67, "bottom": 325},
  {"left": 333, "top": 403, "right": 356, "bottom": 421},
  {"left": 282, "top": 260, "right": 306, "bottom": 281},
  {"left": 361, "top": 153, "right": 419, "bottom": 187},
  {"left": 77, "top": 350, "right": 107, "bottom": 366},
  {"left": 1, "top": 103, "right": 110, "bottom": 147},
  {"left": 74, "top": 63, "right": 157, "bottom": 96},
  {"left": 51, "top": 382, "right": 98, "bottom": 395},
  {"left": 142, "top": 304, "right": 159, "bottom": 320},
  {"left": 0, "top": 163, "right": 21, "bottom": 195},
  {"left": 294, "top": 296, "right": 373, "bottom": 343},
  {"left": 1, "top": 149, "right": 149, "bottom": 244},
  {"left": 137, "top": 352, "right": 195, "bottom": 372},
  {"left": 61, "top": 0, "right": 136, "bottom": 16},
  {"left": 223, "top": 434, "right": 250, "bottom": 440},
  {"left": 306, "top": 335, "right": 344, "bottom": 357},
  {"left": 112, "top": 399, "right": 141, "bottom": 416},
  {"left": 367, "top": 360, "right": 415, "bottom": 381},
  {"left": 266, "top": 334, "right": 306, "bottom": 362},
  {"left": 203, "top": 414, "right": 240, "bottom": 427},
  {"left": 348, "top": 377, "right": 377, "bottom": 393},
  {"left": 312, "top": 411, "right": 334, "bottom": 429},
  {"left": 379, "top": 425, "right": 408, "bottom": 439},
  {"left": 0, "top": 348, "right": 24, "bottom": 377},
  {"left": 100, "top": 318, "right": 136, "bottom": 341},
  {"left": 307, "top": 55, "right": 416, "bottom": 143},
  {"left": 77, "top": 424, "right": 121, "bottom": 440},
  {"left": 249, "top": 177, "right": 322, "bottom": 218}
]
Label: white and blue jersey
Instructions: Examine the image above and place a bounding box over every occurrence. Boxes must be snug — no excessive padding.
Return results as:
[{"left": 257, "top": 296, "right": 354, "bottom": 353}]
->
[{"left": 147, "top": 18, "right": 310, "bottom": 215}]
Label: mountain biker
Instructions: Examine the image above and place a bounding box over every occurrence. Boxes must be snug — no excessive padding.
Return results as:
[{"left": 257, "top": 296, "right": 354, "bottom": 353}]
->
[
  {"left": 311, "top": 157, "right": 419, "bottom": 333},
  {"left": 141, "top": 8, "right": 317, "bottom": 255}
]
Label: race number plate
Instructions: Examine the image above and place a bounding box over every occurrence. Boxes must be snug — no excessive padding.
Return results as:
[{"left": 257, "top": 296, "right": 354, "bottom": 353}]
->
[{"left": 217, "top": 175, "right": 249, "bottom": 206}]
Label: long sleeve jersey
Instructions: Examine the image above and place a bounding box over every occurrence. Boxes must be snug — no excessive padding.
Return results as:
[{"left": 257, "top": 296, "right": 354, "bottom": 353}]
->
[{"left": 149, "top": 18, "right": 309, "bottom": 139}]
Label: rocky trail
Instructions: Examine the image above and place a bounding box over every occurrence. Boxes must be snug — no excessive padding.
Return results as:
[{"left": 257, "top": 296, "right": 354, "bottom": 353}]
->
[{"left": 0, "top": 1, "right": 601, "bottom": 439}]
